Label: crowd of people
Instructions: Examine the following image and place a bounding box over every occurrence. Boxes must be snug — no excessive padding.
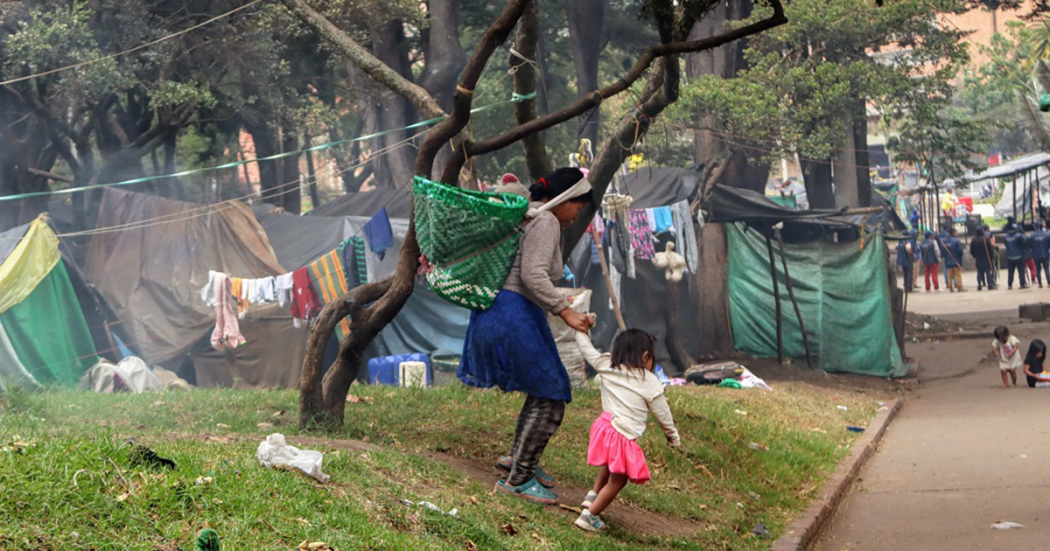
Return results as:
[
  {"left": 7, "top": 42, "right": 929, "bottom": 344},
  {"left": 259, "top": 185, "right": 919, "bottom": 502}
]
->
[{"left": 896, "top": 216, "right": 1050, "bottom": 292}]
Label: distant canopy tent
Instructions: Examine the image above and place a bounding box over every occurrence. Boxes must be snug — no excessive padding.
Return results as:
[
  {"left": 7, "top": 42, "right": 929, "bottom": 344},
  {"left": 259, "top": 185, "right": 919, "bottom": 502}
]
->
[
  {"left": 0, "top": 218, "right": 98, "bottom": 390},
  {"left": 963, "top": 152, "right": 1050, "bottom": 223}
]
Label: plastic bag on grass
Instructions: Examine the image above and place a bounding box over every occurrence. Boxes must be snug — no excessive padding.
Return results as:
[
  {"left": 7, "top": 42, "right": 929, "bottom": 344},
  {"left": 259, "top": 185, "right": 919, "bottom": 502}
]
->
[{"left": 256, "top": 434, "right": 330, "bottom": 483}]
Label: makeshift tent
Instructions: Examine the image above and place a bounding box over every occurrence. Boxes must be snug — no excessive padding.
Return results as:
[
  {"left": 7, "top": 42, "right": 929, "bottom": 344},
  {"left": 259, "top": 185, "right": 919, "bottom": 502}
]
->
[
  {"left": 993, "top": 167, "right": 1050, "bottom": 219},
  {"left": 0, "top": 217, "right": 98, "bottom": 390},
  {"left": 83, "top": 188, "right": 306, "bottom": 388},
  {"left": 726, "top": 223, "right": 906, "bottom": 377},
  {"left": 307, "top": 188, "right": 412, "bottom": 219}
]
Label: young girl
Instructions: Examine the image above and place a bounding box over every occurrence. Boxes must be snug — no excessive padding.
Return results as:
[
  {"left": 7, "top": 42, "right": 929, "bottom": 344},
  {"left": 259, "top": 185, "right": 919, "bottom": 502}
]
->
[
  {"left": 1023, "top": 339, "right": 1049, "bottom": 388},
  {"left": 991, "top": 326, "right": 1021, "bottom": 388},
  {"left": 573, "top": 329, "right": 681, "bottom": 532}
]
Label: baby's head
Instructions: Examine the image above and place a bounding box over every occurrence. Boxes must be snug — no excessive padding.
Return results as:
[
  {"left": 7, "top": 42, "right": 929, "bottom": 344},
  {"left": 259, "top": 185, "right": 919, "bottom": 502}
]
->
[
  {"left": 994, "top": 326, "right": 1010, "bottom": 344},
  {"left": 611, "top": 329, "right": 656, "bottom": 375}
]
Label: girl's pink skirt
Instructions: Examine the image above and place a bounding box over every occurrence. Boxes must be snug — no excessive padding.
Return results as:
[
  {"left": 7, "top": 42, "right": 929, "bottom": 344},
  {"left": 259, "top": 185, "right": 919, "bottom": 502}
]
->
[{"left": 586, "top": 411, "right": 651, "bottom": 484}]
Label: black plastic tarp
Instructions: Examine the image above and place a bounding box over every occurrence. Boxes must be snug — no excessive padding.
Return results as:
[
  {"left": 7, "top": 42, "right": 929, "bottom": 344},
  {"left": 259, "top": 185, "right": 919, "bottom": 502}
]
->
[{"left": 308, "top": 188, "right": 412, "bottom": 219}]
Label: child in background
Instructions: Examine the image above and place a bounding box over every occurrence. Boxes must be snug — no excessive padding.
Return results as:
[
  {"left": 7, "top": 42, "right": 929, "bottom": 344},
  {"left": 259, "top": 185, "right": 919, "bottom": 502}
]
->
[
  {"left": 1023, "top": 339, "right": 1048, "bottom": 388},
  {"left": 573, "top": 329, "right": 681, "bottom": 532},
  {"left": 992, "top": 326, "right": 1021, "bottom": 388}
]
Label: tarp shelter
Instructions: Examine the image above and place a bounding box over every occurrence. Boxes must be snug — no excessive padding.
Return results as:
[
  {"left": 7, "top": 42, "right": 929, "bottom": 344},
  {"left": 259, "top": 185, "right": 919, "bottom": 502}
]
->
[
  {"left": 83, "top": 188, "right": 308, "bottom": 388},
  {"left": 698, "top": 184, "right": 905, "bottom": 377},
  {"left": 306, "top": 188, "right": 412, "bottom": 219},
  {"left": 0, "top": 217, "right": 98, "bottom": 390},
  {"left": 725, "top": 223, "right": 906, "bottom": 377},
  {"left": 993, "top": 167, "right": 1050, "bottom": 220}
]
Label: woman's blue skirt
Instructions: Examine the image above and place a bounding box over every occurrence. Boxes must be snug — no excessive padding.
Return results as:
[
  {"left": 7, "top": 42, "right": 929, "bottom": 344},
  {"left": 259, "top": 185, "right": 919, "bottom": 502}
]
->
[{"left": 458, "top": 290, "right": 572, "bottom": 402}]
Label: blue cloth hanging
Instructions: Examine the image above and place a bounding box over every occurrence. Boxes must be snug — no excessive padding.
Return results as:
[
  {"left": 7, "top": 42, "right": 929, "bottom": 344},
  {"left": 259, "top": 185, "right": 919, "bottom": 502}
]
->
[
  {"left": 363, "top": 207, "right": 394, "bottom": 261},
  {"left": 652, "top": 206, "right": 674, "bottom": 233}
]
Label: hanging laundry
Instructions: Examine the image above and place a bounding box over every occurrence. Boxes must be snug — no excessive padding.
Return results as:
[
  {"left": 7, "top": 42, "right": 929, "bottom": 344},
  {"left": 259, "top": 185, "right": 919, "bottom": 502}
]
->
[
  {"left": 275, "top": 273, "right": 294, "bottom": 308},
  {"left": 651, "top": 206, "right": 674, "bottom": 233},
  {"left": 353, "top": 236, "right": 369, "bottom": 284},
  {"left": 588, "top": 214, "right": 606, "bottom": 266},
  {"left": 670, "top": 200, "right": 698, "bottom": 273},
  {"left": 364, "top": 207, "right": 394, "bottom": 261},
  {"left": 307, "top": 250, "right": 352, "bottom": 339},
  {"left": 230, "top": 277, "right": 250, "bottom": 317},
  {"left": 290, "top": 268, "right": 322, "bottom": 328},
  {"left": 210, "top": 272, "right": 245, "bottom": 350},
  {"left": 200, "top": 270, "right": 222, "bottom": 307},
  {"left": 628, "top": 209, "right": 656, "bottom": 260},
  {"left": 645, "top": 209, "right": 658, "bottom": 235}
]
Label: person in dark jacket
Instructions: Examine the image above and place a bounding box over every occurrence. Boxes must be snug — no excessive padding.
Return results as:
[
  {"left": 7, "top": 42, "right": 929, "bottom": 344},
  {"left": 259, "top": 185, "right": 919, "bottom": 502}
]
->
[
  {"left": 920, "top": 231, "right": 940, "bottom": 291},
  {"left": 1004, "top": 226, "right": 1030, "bottom": 289},
  {"left": 971, "top": 231, "right": 997, "bottom": 290},
  {"left": 896, "top": 230, "right": 917, "bottom": 292},
  {"left": 1031, "top": 220, "right": 1050, "bottom": 288},
  {"left": 984, "top": 224, "right": 999, "bottom": 287},
  {"left": 1023, "top": 226, "right": 1038, "bottom": 283},
  {"left": 937, "top": 227, "right": 951, "bottom": 282},
  {"left": 943, "top": 228, "right": 966, "bottom": 292}
]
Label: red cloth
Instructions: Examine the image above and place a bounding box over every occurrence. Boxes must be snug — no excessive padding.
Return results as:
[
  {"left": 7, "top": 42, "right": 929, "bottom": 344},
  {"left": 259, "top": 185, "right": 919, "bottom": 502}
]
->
[
  {"left": 924, "top": 263, "right": 940, "bottom": 291},
  {"left": 586, "top": 412, "right": 651, "bottom": 484},
  {"left": 290, "top": 267, "right": 322, "bottom": 322}
]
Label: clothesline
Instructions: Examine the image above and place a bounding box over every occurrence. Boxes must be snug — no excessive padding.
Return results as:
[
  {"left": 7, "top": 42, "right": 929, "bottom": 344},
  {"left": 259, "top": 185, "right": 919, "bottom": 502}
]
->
[{"left": 200, "top": 208, "right": 394, "bottom": 350}]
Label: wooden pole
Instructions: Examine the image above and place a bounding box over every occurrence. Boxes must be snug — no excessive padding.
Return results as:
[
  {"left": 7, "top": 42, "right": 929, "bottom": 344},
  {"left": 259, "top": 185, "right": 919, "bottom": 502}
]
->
[
  {"left": 775, "top": 228, "right": 813, "bottom": 369},
  {"left": 591, "top": 229, "right": 627, "bottom": 331},
  {"left": 764, "top": 231, "right": 784, "bottom": 364}
]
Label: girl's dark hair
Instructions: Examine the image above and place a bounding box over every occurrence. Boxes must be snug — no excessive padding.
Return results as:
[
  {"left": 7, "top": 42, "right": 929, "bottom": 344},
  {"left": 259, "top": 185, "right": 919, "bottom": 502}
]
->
[
  {"left": 994, "top": 326, "right": 1009, "bottom": 341},
  {"left": 610, "top": 329, "right": 656, "bottom": 375},
  {"left": 529, "top": 167, "right": 594, "bottom": 204},
  {"left": 1026, "top": 339, "right": 1047, "bottom": 365}
]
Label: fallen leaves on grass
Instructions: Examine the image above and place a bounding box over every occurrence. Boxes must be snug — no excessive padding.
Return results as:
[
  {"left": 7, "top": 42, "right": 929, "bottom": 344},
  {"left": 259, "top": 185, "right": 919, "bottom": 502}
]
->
[
  {"left": 297, "top": 541, "right": 337, "bottom": 550},
  {"left": 1, "top": 435, "right": 34, "bottom": 453},
  {"left": 558, "top": 504, "right": 582, "bottom": 514}
]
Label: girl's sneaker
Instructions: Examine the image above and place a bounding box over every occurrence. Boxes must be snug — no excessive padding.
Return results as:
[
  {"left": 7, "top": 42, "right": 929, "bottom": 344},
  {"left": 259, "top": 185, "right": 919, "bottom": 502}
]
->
[
  {"left": 574, "top": 509, "right": 607, "bottom": 532},
  {"left": 581, "top": 490, "right": 598, "bottom": 509}
]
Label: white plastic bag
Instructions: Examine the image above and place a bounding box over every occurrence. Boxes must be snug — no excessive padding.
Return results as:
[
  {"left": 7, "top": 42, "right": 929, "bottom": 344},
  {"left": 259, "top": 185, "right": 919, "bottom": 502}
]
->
[{"left": 256, "top": 434, "right": 330, "bottom": 483}]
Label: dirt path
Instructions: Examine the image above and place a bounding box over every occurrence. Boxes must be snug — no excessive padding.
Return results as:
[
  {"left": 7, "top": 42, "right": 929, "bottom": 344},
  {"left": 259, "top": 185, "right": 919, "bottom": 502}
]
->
[
  {"left": 813, "top": 319, "right": 1050, "bottom": 551},
  {"left": 175, "top": 433, "right": 696, "bottom": 537}
]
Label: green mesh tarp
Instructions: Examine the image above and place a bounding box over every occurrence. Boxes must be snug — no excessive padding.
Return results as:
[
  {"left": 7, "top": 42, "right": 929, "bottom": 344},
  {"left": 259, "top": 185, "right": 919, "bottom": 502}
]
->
[
  {"left": 726, "top": 223, "right": 906, "bottom": 377},
  {"left": 0, "top": 261, "right": 98, "bottom": 386}
]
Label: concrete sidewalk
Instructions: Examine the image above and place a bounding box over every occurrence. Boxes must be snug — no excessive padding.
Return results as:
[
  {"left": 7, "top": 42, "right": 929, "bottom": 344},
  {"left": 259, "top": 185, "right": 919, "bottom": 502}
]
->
[
  {"left": 907, "top": 275, "right": 1050, "bottom": 317},
  {"left": 813, "top": 326, "right": 1050, "bottom": 551}
]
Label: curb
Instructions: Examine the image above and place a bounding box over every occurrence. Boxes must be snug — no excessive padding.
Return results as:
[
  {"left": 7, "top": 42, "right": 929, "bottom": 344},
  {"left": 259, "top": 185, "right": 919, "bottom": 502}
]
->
[
  {"left": 911, "top": 331, "right": 986, "bottom": 340},
  {"left": 769, "top": 398, "right": 904, "bottom": 551}
]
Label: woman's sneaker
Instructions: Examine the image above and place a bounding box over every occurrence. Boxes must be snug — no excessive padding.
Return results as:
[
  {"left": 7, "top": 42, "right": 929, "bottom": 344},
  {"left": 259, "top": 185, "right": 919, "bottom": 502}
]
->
[
  {"left": 574, "top": 509, "right": 607, "bottom": 532},
  {"left": 581, "top": 490, "right": 598, "bottom": 509},
  {"left": 496, "top": 456, "right": 555, "bottom": 488},
  {"left": 495, "top": 477, "right": 559, "bottom": 505}
]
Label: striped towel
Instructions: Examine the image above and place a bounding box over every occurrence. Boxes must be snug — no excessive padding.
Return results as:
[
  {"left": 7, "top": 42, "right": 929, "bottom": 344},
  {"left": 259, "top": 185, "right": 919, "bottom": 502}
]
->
[{"left": 307, "top": 250, "right": 352, "bottom": 339}]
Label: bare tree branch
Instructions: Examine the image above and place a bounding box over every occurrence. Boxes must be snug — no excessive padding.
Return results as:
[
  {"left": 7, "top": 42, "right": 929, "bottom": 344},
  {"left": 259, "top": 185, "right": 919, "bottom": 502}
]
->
[
  {"left": 510, "top": 0, "right": 553, "bottom": 180},
  {"left": 444, "top": 0, "right": 786, "bottom": 177},
  {"left": 280, "top": 0, "right": 446, "bottom": 119}
]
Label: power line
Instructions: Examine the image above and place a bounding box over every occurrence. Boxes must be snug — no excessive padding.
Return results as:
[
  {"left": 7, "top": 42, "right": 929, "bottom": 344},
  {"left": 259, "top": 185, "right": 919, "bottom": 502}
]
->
[{"left": 0, "top": 0, "right": 265, "bottom": 87}]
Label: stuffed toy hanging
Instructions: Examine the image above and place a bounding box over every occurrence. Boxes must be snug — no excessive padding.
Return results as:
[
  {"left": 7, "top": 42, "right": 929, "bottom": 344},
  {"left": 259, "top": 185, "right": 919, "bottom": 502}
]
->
[{"left": 653, "top": 242, "right": 687, "bottom": 282}]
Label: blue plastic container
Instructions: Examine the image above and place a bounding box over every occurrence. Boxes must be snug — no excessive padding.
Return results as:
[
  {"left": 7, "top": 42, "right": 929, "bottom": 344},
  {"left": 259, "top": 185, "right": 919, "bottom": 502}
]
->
[{"left": 367, "top": 353, "right": 432, "bottom": 386}]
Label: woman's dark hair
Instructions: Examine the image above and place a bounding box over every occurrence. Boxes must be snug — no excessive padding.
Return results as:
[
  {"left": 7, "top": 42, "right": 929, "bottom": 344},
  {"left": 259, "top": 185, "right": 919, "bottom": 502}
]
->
[
  {"left": 529, "top": 167, "right": 594, "bottom": 204},
  {"left": 994, "top": 326, "right": 1009, "bottom": 342},
  {"left": 610, "top": 329, "right": 656, "bottom": 375},
  {"left": 1026, "top": 339, "right": 1047, "bottom": 365}
]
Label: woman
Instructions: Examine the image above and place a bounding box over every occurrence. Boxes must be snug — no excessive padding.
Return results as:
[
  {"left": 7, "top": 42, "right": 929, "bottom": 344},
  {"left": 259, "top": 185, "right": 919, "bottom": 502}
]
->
[{"left": 458, "top": 167, "right": 595, "bottom": 504}]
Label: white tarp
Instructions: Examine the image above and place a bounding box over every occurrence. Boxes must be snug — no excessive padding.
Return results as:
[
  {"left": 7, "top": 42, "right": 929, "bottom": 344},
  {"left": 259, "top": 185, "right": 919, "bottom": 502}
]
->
[{"left": 79, "top": 357, "right": 163, "bottom": 393}]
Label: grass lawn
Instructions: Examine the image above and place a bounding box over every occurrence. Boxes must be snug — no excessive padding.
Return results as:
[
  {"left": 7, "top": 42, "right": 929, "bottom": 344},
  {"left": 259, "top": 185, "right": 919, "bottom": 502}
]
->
[{"left": 0, "top": 381, "right": 885, "bottom": 550}]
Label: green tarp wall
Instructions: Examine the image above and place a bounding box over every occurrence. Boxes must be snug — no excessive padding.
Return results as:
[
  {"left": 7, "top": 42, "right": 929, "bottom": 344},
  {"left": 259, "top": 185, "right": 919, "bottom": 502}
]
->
[
  {"left": 727, "top": 223, "right": 906, "bottom": 377},
  {"left": 1, "top": 261, "right": 97, "bottom": 386}
]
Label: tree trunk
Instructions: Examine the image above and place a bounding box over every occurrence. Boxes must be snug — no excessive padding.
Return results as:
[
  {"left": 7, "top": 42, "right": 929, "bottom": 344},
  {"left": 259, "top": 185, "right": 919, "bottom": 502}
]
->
[
  {"left": 247, "top": 124, "right": 282, "bottom": 204},
  {"left": 280, "top": 129, "right": 302, "bottom": 214},
  {"left": 664, "top": 279, "right": 696, "bottom": 369},
  {"left": 369, "top": 19, "right": 420, "bottom": 189},
  {"left": 695, "top": 222, "right": 734, "bottom": 357},
  {"left": 802, "top": 158, "right": 835, "bottom": 209},
  {"left": 685, "top": 0, "right": 766, "bottom": 191},
  {"left": 833, "top": 119, "right": 860, "bottom": 208},
  {"left": 162, "top": 130, "right": 184, "bottom": 200},
  {"left": 305, "top": 135, "right": 322, "bottom": 210},
  {"left": 513, "top": 0, "right": 554, "bottom": 180},
  {"left": 420, "top": 0, "right": 465, "bottom": 179},
  {"left": 565, "top": 0, "right": 605, "bottom": 145},
  {"left": 854, "top": 107, "right": 873, "bottom": 207}
]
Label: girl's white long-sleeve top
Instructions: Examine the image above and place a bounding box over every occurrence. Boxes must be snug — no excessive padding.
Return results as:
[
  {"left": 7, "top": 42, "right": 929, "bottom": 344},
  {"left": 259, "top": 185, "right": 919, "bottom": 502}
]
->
[{"left": 575, "top": 332, "right": 681, "bottom": 446}]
